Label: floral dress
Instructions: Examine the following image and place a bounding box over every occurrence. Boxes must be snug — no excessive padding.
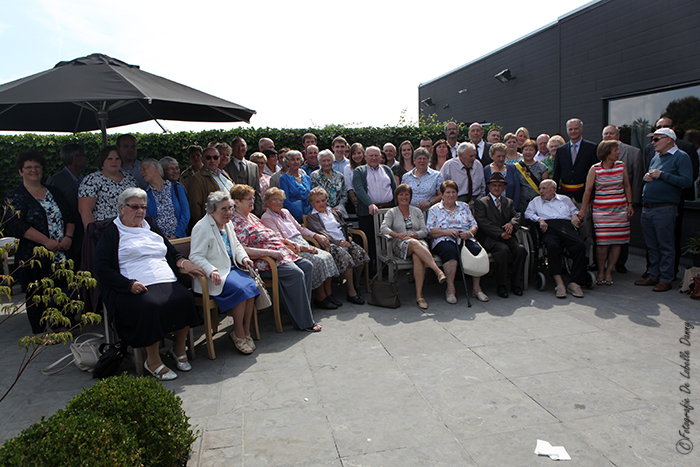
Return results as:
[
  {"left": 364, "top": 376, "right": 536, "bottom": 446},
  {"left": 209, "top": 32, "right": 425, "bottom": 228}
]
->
[
  {"left": 36, "top": 190, "right": 67, "bottom": 263},
  {"left": 232, "top": 211, "right": 299, "bottom": 272},
  {"left": 78, "top": 171, "right": 138, "bottom": 221},
  {"left": 147, "top": 180, "right": 177, "bottom": 237},
  {"left": 310, "top": 169, "right": 347, "bottom": 210},
  {"left": 426, "top": 201, "right": 478, "bottom": 248}
]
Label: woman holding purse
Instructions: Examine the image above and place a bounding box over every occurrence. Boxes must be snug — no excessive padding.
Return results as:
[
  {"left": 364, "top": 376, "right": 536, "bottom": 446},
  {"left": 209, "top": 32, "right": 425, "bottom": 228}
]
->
[{"left": 189, "top": 191, "right": 260, "bottom": 355}]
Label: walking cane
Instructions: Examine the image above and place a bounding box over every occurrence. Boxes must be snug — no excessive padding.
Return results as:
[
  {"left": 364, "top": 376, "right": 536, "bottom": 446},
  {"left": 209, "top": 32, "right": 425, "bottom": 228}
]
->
[{"left": 457, "top": 240, "right": 472, "bottom": 307}]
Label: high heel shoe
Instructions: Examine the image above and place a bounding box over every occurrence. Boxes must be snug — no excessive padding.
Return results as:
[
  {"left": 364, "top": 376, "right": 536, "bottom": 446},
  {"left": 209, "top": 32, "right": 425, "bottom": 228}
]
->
[
  {"left": 144, "top": 361, "right": 177, "bottom": 381},
  {"left": 169, "top": 349, "right": 191, "bottom": 372}
]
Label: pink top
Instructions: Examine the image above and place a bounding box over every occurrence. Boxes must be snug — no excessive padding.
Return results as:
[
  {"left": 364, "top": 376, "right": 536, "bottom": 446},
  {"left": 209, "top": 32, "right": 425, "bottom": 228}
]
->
[{"left": 260, "top": 208, "right": 315, "bottom": 239}]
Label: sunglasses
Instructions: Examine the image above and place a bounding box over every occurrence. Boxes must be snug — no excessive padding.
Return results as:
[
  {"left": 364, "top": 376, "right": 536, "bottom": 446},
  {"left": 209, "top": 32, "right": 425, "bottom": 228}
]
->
[
  {"left": 125, "top": 203, "right": 148, "bottom": 211},
  {"left": 652, "top": 136, "right": 667, "bottom": 142},
  {"left": 204, "top": 155, "right": 220, "bottom": 160}
]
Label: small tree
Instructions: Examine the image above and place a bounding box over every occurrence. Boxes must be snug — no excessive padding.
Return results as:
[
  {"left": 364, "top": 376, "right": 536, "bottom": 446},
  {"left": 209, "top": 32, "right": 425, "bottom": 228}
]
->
[{"left": 0, "top": 209, "right": 100, "bottom": 404}]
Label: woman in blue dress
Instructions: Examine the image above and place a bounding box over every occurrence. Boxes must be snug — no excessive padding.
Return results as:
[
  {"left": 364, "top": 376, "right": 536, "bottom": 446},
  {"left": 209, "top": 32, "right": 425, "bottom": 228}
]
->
[
  {"left": 279, "top": 150, "right": 312, "bottom": 222},
  {"left": 189, "top": 191, "right": 260, "bottom": 354}
]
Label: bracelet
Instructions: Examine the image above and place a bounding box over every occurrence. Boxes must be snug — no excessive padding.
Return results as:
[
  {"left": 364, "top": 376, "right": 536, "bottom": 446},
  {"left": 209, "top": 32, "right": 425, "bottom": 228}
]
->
[
  {"left": 65, "top": 234, "right": 73, "bottom": 239},
  {"left": 180, "top": 259, "right": 191, "bottom": 268}
]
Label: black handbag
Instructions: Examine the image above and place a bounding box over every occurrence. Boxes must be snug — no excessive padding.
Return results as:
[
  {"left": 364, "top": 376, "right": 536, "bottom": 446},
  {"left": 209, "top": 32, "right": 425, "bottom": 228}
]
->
[
  {"left": 92, "top": 339, "right": 128, "bottom": 379},
  {"left": 367, "top": 265, "right": 401, "bottom": 308}
]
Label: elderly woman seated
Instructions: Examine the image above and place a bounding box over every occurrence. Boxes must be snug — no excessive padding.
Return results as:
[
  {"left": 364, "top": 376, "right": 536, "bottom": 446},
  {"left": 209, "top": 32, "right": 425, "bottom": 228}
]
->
[
  {"left": 94, "top": 187, "right": 205, "bottom": 380},
  {"left": 380, "top": 184, "right": 446, "bottom": 310},
  {"left": 190, "top": 191, "right": 260, "bottom": 354},
  {"left": 230, "top": 184, "right": 322, "bottom": 332},
  {"left": 140, "top": 158, "right": 190, "bottom": 239},
  {"left": 261, "top": 188, "right": 340, "bottom": 309},
  {"left": 305, "top": 187, "right": 368, "bottom": 305}
]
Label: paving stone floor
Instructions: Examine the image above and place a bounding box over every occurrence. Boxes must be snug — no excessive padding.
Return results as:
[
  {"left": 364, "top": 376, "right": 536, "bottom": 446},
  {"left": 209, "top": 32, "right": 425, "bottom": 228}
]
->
[{"left": 1, "top": 253, "right": 699, "bottom": 466}]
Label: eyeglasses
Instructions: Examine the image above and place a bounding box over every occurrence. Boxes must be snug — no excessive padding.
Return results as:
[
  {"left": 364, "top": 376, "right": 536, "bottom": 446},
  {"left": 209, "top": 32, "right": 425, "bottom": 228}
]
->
[
  {"left": 204, "top": 155, "right": 220, "bottom": 160},
  {"left": 22, "top": 165, "right": 42, "bottom": 171},
  {"left": 125, "top": 203, "right": 148, "bottom": 210},
  {"left": 652, "top": 136, "right": 667, "bottom": 142},
  {"left": 656, "top": 124, "right": 672, "bottom": 129}
]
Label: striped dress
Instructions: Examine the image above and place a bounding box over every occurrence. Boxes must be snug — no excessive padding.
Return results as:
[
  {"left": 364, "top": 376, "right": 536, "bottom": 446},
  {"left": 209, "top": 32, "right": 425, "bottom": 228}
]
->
[{"left": 592, "top": 160, "right": 629, "bottom": 245}]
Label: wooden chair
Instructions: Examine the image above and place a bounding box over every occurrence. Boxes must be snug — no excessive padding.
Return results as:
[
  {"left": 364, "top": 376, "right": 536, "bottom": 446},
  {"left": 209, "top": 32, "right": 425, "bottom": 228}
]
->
[{"left": 302, "top": 215, "right": 370, "bottom": 292}]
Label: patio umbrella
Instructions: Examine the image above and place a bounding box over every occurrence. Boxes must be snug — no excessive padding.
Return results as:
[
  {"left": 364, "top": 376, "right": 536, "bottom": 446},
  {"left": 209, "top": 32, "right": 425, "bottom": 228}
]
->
[{"left": 0, "top": 53, "right": 255, "bottom": 146}]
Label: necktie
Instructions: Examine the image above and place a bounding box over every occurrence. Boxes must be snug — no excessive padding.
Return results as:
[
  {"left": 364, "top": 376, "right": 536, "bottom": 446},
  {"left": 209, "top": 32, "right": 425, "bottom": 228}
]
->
[
  {"left": 571, "top": 143, "right": 578, "bottom": 165},
  {"left": 238, "top": 161, "right": 247, "bottom": 183},
  {"left": 495, "top": 196, "right": 501, "bottom": 211},
  {"left": 466, "top": 167, "right": 473, "bottom": 203}
]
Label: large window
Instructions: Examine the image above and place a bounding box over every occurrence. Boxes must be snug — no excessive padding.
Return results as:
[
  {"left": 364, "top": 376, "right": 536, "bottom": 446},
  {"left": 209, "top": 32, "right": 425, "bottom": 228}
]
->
[
  {"left": 608, "top": 84, "right": 700, "bottom": 149},
  {"left": 608, "top": 84, "right": 700, "bottom": 203}
]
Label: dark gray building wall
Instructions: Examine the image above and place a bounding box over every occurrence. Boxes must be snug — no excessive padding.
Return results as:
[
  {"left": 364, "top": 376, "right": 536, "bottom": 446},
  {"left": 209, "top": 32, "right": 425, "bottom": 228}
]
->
[{"left": 419, "top": 0, "right": 700, "bottom": 142}]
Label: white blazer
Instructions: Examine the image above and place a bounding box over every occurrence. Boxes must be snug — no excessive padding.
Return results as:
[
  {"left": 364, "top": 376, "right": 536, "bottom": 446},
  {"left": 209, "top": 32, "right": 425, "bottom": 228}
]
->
[{"left": 189, "top": 214, "right": 249, "bottom": 296}]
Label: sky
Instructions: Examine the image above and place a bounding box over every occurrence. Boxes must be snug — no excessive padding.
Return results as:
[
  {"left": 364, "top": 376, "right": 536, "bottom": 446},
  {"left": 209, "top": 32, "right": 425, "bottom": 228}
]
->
[{"left": 0, "top": 0, "right": 594, "bottom": 136}]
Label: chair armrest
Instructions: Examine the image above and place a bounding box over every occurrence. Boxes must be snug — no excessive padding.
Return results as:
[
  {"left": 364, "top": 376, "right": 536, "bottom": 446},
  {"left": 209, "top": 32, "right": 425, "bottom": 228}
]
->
[
  {"left": 258, "top": 256, "right": 278, "bottom": 275},
  {"left": 348, "top": 228, "right": 368, "bottom": 251},
  {"left": 303, "top": 235, "right": 320, "bottom": 248}
]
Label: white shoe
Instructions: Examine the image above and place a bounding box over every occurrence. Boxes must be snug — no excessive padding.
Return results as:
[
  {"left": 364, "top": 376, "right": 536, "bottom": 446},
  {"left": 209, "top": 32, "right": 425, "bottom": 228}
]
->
[
  {"left": 169, "top": 349, "right": 192, "bottom": 372},
  {"left": 144, "top": 361, "right": 177, "bottom": 381}
]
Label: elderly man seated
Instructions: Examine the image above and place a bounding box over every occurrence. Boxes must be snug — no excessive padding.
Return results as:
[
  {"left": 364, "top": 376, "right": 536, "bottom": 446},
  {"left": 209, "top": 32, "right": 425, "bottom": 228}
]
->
[
  {"left": 473, "top": 172, "right": 526, "bottom": 298},
  {"left": 524, "top": 179, "right": 586, "bottom": 299}
]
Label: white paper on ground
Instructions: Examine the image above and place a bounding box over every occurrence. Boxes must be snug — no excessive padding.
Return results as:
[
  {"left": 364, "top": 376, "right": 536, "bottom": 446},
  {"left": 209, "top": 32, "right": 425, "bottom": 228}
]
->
[{"left": 535, "top": 439, "right": 571, "bottom": 461}]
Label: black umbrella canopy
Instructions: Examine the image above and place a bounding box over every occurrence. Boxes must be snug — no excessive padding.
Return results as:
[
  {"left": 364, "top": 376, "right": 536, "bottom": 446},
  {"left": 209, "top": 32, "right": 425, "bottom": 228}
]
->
[{"left": 0, "top": 53, "right": 255, "bottom": 143}]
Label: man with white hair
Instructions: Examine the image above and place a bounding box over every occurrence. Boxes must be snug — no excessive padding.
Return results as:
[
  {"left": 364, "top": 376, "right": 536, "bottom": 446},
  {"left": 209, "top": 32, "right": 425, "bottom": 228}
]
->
[
  {"left": 258, "top": 137, "right": 275, "bottom": 152},
  {"left": 534, "top": 134, "right": 551, "bottom": 162},
  {"left": 301, "top": 145, "right": 320, "bottom": 174},
  {"left": 552, "top": 118, "right": 598, "bottom": 203},
  {"left": 525, "top": 179, "right": 586, "bottom": 299},
  {"left": 382, "top": 142, "right": 398, "bottom": 168},
  {"left": 440, "top": 142, "right": 485, "bottom": 203}
]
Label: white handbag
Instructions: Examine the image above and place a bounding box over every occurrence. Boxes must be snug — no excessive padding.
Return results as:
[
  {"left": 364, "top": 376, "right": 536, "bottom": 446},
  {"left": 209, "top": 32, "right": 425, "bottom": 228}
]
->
[
  {"left": 42, "top": 333, "right": 103, "bottom": 375},
  {"left": 248, "top": 266, "right": 272, "bottom": 309},
  {"left": 460, "top": 240, "right": 490, "bottom": 277}
]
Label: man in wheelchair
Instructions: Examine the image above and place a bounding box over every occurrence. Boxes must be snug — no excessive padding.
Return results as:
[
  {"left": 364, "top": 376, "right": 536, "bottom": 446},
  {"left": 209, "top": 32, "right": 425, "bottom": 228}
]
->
[{"left": 524, "top": 180, "right": 586, "bottom": 299}]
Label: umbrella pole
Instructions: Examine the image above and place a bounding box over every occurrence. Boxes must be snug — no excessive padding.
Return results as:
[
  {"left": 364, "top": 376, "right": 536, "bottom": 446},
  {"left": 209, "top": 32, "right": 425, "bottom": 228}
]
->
[{"left": 97, "top": 109, "right": 108, "bottom": 148}]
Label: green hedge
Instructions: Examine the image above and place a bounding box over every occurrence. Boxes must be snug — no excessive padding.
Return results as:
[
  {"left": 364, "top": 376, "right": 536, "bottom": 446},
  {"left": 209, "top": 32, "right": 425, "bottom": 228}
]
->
[
  {"left": 0, "top": 375, "right": 197, "bottom": 467},
  {"left": 0, "top": 118, "right": 495, "bottom": 198}
]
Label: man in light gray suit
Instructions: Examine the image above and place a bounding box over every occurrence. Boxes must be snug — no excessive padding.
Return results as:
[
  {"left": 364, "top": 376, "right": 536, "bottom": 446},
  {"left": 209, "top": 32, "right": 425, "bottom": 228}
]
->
[
  {"left": 46, "top": 143, "right": 88, "bottom": 262},
  {"left": 602, "top": 125, "right": 643, "bottom": 273},
  {"left": 225, "top": 137, "right": 262, "bottom": 217}
]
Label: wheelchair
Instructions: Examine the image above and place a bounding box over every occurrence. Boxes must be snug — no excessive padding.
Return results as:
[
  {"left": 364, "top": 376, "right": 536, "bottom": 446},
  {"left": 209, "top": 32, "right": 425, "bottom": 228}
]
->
[{"left": 529, "top": 221, "right": 596, "bottom": 291}]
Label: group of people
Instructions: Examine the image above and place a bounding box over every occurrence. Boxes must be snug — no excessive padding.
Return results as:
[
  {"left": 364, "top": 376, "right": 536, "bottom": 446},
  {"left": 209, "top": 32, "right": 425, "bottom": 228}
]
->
[{"left": 5, "top": 115, "right": 698, "bottom": 380}]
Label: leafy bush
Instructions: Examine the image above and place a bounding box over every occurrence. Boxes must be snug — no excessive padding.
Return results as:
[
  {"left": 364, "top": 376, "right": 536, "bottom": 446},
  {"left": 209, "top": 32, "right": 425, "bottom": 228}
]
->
[
  {"left": 0, "top": 375, "right": 197, "bottom": 467},
  {"left": 0, "top": 115, "right": 494, "bottom": 205}
]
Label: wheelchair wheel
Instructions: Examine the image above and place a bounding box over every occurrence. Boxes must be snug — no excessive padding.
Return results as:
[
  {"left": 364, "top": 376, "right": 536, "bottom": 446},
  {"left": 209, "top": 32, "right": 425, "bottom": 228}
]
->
[
  {"left": 536, "top": 272, "right": 547, "bottom": 291},
  {"left": 585, "top": 271, "right": 596, "bottom": 289}
]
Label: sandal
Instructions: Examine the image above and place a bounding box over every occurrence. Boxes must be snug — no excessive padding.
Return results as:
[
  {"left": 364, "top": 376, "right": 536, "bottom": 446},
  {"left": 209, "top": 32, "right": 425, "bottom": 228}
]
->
[
  {"left": 144, "top": 361, "right": 177, "bottom": 381},
  {"left": 304, "top": 324, "right": 322, "bottom": 332},
  {"left": 169, "top": 349, "right": 191, "bottom": 372},
  {"left": 445, "top": 293, "right": 457, "bottom": 304},
  {"left": 229, "top": 332, "right": 253, "bottom": 354},
  {"left": 603, "top": 280, "right": 613, "bottom": 286},
  {"left": 245, "top": 335, "right": 256, "bottom": 351},
  {"left": 416, "top": 298, "right": 428, "bottom": 310}
]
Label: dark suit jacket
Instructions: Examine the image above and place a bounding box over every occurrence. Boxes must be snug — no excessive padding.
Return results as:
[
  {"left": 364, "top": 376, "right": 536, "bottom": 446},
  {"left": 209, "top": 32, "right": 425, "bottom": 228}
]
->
[
  {"left": 472, "top": 194, "right": 520, "bottom": 251},
  {"left": 473, "top": 141, "right": 493, "bottom": 167},
  {"left": 185, "top": 169, "right": 225, "bottom": 223},
  {"left": 46, "top": 167, "right": 84, "bottom": 261},
  {"left": 616, "top": 142, "right": 644, "bottom": 204},
  {"left": 225, "top": 158, "right": 262, "bottom": 217},
  {"left": 552, "top": 139, "right": 598, "bottom": 202},
  {"left": 352, "top": 164, "right": 397, "bottom": 217},
  {"left": 643, "top": 138, "right": 698, "bottom": 201}
]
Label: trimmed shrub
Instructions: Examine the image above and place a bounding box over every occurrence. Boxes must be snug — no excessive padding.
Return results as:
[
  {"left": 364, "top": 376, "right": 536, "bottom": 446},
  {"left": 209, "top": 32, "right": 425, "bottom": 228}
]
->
[{"left": 0, "top": 375, "right": 197, "bottom": 467}]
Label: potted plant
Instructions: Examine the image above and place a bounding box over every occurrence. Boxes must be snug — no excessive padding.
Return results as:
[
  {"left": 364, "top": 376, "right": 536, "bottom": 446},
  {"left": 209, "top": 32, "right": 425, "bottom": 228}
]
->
[{"left": 683, "top": 234, "right": 700, "bottom": 267}]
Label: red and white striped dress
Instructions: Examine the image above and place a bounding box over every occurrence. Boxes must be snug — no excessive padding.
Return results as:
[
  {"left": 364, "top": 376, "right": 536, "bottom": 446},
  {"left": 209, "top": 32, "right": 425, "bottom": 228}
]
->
[{"left": 592, "top": 160, "right": 629, "bottom": 245}]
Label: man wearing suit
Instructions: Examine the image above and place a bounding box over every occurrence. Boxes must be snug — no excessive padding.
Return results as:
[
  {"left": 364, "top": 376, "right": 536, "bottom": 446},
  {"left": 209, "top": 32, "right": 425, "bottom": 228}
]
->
[
  {"left": 187, "top": 147, "right": 233, "bottom": 223},
  {"left": 46, "top": 143, "right": 88, "bottom": 262},
  {"left": 602, "top": 125, "right": 644, "bottom": 274},
  {"left": 473, "top": 172, "right": 526, "bottom": 298},
  {"left": 225, "top": 137, "right": 262, "bottom": 217},
  {"left": 469, "top": 122, "right": 493, "bottom": 167},
  {"left": 552, "top": 118, "right": 598, "bottom": 203},
  {"left": 642, "top": 117, "right": 699, "bottom": 280},
  {"left": 353, "top": 146, "right": 397, "bottom": 273}
]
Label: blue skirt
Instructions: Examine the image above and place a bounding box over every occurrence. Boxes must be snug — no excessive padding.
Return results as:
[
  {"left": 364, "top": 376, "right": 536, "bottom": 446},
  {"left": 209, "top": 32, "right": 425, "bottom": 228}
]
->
[{"left": 213, "top": 267, "right": 260, "bottom": 312}]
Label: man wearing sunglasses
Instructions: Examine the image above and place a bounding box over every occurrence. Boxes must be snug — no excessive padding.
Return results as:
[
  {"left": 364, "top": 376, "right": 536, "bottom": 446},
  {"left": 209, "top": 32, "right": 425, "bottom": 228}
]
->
[
  {"left": 635, "top": 128, "right": 693, "bottom": 292},
  {"left": 641, "top": 117, "right": 699, "bottom": 281},
  {"left": 187, "top": 147, "right": 234, "bottom": 223}
]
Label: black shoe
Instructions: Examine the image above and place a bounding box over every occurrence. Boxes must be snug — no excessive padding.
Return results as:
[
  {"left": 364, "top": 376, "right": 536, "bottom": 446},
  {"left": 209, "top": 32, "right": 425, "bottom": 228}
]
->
[
  {"left": 314, "top": 297, "right": 337, "bottom": 310},
  {"left": 328, "top": 295, "right": 343, "bottom": 307},
  {"left": 615, "top": 264, "right": 627, "bottom": 274},
  {"left": 497, "top": 286, "right": 509, "bottom": 298},
  {"left": 347, "top": 294, "right": 365, "bottom": 305},
  {"left": 511, "top": 285, "right": 523, "bottom": 296},
  {"left": 588, "top": 263, "right": 598, "bottom": 272}
]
